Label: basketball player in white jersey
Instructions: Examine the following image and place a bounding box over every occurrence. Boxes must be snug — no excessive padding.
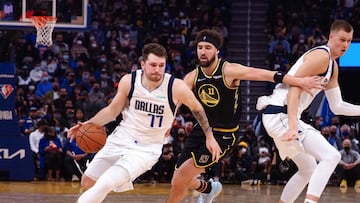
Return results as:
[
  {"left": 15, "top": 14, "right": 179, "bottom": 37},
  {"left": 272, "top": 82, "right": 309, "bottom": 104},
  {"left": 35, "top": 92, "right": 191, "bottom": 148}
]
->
[
  {"left": 257, "top": 20, "right": 360, "bottom": 203},
  {"left": 68, "top": 43, "right": 222, "bottom": 203}
]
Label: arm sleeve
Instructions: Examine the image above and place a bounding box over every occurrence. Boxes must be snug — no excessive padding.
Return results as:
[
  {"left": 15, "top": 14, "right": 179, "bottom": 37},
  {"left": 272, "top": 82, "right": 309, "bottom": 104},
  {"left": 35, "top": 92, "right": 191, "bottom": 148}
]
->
[{"left": 325, "top": 87, "right": 360, "bottom": 116}]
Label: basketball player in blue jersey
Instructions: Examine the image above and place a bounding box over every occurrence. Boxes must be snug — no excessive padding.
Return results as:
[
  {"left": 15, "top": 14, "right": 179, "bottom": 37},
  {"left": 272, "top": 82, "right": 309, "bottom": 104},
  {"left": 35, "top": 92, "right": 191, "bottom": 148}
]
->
[
  {"left": 167, "top": 29, "right": 324, "bottom": 203},
  {"left": 68, "top": 43, "right": 221, "bottom": 203},
  {"left": 257, "top": 20, "right": 360, "bottom": 203}
]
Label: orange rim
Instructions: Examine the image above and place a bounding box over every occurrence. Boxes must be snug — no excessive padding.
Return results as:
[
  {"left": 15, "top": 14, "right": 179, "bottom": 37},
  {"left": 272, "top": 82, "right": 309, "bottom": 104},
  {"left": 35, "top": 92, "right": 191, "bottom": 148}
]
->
[{"left": 30, "top": 16, "right": 57, "bottom": 28}]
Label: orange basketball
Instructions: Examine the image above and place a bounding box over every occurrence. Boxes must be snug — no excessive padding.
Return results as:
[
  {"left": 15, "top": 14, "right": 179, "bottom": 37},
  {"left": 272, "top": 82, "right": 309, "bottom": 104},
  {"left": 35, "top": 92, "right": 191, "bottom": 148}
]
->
[{"left": 75, "top": 123, "right": 107, "bottom": 153}]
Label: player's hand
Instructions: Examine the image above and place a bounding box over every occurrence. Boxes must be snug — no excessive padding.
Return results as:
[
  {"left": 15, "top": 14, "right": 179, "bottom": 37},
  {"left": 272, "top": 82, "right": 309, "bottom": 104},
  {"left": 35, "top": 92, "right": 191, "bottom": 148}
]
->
[
  {"left": 205, "top": 134, "right": 222, "bottom": 162},
  {"left": 280, "top": 129, "right": 299, "bottom": 141},
  {"left": 67, "top": 122, "right": 84, "bottom": 142},
  {"left": 301, "top": 76, "right": 324, "bottom": 96}
]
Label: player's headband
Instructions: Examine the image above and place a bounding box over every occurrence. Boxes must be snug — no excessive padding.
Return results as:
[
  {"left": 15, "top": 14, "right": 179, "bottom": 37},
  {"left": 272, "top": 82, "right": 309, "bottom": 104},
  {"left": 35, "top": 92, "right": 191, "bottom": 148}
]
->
[{"left": 197, "top": 35, "right": 220, "bottom": 49}]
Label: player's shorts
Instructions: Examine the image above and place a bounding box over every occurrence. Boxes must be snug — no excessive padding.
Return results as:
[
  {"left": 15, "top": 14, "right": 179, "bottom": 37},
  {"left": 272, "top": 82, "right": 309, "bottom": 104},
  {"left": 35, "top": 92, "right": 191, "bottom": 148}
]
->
[
  {"left": 84, "top": 126, "right": 162, "bottom": 192},
  {"left": 176, "top": 124, "right": 238, "bottom": 169},
  {"left": 261, "top": 105, "right": 315, "bottom": 160}
]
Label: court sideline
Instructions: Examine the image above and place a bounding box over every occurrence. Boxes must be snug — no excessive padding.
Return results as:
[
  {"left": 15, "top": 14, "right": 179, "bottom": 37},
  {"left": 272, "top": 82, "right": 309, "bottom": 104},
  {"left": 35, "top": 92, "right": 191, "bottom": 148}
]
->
[{"left": 0, "top": 181, "right": 359, "bottom": 203}]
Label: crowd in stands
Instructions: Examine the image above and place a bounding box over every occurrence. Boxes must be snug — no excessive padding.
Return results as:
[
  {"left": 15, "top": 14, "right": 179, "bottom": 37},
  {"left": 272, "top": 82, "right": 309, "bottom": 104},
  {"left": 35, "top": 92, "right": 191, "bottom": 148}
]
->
[
  {"left": 0, "top": 0, "right": 233, "bottom": 182},
  {"left": 1, "top": 0, "right": 360, "bottom": 188}
]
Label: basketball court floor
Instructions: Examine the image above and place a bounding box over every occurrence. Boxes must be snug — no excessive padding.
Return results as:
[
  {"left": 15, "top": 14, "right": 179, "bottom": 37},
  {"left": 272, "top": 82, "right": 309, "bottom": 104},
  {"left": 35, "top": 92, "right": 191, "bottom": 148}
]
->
[{"left": 0, "top": 181, "right": 358, "bottom": 203}]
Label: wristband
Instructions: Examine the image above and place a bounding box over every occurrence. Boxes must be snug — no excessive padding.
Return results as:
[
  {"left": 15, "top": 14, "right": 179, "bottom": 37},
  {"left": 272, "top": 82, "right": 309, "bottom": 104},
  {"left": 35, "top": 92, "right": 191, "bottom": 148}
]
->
[{"left": 273, "top": 71, "right": 285, "bottom": 83}]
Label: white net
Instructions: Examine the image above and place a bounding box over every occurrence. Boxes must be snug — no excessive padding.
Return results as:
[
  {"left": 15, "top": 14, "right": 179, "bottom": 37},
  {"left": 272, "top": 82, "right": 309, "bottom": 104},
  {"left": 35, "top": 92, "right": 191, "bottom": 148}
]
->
[{"left": 30, "top": 16, "right": 57, "bottom": 47}]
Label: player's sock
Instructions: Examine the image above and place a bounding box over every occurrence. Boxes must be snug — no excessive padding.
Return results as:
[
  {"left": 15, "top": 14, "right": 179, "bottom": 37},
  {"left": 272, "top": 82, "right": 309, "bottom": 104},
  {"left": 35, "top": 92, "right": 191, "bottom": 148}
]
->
[
  {"left": 196, "top": 179, "right": 212, "bottom": 193},
  {"left": 304, "top": 198, "right": 317, "bottom": 203}
]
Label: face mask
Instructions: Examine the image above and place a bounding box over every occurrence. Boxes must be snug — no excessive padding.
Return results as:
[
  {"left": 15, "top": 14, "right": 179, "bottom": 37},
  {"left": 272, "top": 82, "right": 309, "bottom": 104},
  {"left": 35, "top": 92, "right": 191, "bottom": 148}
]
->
[
  {"left": 55, "top": 126, "right": 60, "bottom": 133},
  {"left": 174, "top": 56, "right": 181, "bottom": 63},
  {"left": 241, "top": 148, "right": 247, "bottom": 154},
  {"left": 42, "top": 77, "right": 49, "bottom": 82},
  {"left": 299, "top": 39, "right": 305, "bottom": 43},
  {"left": 342, "top": 131, "right": 349, "bottom": 136},
  {"left": 63, "top": 55, "right": 69, "bottom": 60},
  {"left": 344, "top": 146, "right": 350, "bottom": 152}
]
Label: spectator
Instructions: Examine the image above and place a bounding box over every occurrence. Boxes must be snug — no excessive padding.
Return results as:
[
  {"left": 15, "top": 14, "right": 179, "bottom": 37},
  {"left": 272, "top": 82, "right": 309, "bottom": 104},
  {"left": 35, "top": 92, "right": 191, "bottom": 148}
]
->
[
  {"left": 63, "top": 138, "right": 89, "bottom": 182},
  {"left": 19, "top": 106, "right": 38, "bottom": 137},
  {"left": 35, "top": 72, "right": 53, "bottom": 98},
  {"left": 38, "top": 126, "right": 63, "bottom": 181},
  {"left": 152, "top": 143, "right": 176, "bottom": 183},
  {"left": 228, "top": 141, "right": 253, "bottom": 183},
  {"left": 341, "top": 124, "right": 360, "bottom": 152},
  {"left": 29, "top": 119, "right": 48, "bottom": 180},
  {"left": 172, "top": 127, "right": 186, "bottom": 160},
  {"left": 251, "top": 146, "right": 272, "bottom": 184},
  {"left": 337, "top": 139, "right": 360, "bottom": 189}
]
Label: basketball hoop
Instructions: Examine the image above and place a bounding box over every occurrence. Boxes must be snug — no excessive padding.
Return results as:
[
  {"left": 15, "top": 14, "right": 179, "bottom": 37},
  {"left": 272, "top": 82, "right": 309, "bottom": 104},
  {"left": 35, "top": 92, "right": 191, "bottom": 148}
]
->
[{"left": 30, "top": 16, "right": 57, "bottom": 47}]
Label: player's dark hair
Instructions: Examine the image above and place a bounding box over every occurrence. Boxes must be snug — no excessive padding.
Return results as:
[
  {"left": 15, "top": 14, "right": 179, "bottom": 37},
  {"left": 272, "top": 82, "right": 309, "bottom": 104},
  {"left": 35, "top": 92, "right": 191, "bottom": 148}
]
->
[
  {"left": 195, "top": 29, "right": 223, "bottom": 49},
  {"left": 142, "top": 43, "right": 167, "bottom": 61}
]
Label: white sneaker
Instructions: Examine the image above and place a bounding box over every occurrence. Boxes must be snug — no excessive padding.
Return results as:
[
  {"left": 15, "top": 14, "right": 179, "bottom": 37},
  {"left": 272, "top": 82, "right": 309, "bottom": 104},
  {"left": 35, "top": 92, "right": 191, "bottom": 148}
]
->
[
  {"left": 72, "top": 174, "right": 79, "bottom": 182},
  {"left": 197, "top": 179, "right": 222, "bottom": 203}
]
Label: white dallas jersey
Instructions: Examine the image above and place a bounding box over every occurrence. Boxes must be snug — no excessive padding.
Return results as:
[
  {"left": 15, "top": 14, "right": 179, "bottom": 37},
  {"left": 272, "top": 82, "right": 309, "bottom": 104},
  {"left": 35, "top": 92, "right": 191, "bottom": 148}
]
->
[
  {"left": 118, "top": 70, "right": 176, "bottom": 144},
  {"left": 266, "top": 45, "right": 333, "bottom": 117}
]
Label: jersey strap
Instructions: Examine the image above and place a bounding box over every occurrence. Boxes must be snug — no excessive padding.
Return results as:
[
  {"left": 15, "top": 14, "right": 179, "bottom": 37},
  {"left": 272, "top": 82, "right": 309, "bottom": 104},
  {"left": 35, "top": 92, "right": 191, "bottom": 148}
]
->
[
  {"left": 128, "top": 71, "right": 137, "bottom": 100},
  {"left": 167, "top": 75, "right": 176, "bottom": 113}
]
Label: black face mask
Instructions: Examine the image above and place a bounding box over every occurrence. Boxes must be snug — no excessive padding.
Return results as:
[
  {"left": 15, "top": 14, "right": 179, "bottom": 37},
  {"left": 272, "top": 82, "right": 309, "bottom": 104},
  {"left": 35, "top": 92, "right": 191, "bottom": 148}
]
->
[
  {"left": 323, "top": 133, "right": 329, "bottom": 138},
  {"left": 344, "top": 146, "right": 350, "bottom": 152}
]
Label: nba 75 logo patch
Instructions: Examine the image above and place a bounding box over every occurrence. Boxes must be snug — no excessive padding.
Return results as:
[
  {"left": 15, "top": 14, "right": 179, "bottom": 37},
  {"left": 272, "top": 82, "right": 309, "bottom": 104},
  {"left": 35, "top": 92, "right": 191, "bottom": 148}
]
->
[{"left": 0, "top": 84, "right": 14, "bottom": 99}]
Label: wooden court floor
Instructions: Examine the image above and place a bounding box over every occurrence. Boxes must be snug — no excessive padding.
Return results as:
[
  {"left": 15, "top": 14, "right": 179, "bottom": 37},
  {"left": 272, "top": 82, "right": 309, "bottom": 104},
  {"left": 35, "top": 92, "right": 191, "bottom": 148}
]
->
[{"left": 0, "top": 181, "right": 359, "bottom": 203}]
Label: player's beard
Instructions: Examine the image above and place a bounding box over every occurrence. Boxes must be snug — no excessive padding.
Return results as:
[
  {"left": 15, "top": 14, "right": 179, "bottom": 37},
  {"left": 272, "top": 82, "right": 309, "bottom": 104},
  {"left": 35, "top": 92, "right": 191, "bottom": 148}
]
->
[
  {"left": 148, "top": 73, "right": 163, "bottom": 82},
  {"left": 199, "top": 55, "right": 216, "bottom": 68}
]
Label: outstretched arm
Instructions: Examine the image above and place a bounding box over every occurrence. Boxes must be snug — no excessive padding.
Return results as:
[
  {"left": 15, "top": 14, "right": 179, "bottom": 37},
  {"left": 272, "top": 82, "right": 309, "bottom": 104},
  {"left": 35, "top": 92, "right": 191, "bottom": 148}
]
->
[
  {"left": 325, "top": 62, "right": 360, "bottom": 116},
  {"left": 224, "top": 62, "right": 323, "bottom": 94}
]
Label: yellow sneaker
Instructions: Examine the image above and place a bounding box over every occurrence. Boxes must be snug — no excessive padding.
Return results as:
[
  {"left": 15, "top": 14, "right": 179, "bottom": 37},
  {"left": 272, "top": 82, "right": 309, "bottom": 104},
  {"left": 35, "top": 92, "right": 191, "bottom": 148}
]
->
[
  {"left": 355, "top": 180, "right": 360, "bottom": 193},
  {"left": 340, "top": 179, "right": 347, "bottom": 188}
]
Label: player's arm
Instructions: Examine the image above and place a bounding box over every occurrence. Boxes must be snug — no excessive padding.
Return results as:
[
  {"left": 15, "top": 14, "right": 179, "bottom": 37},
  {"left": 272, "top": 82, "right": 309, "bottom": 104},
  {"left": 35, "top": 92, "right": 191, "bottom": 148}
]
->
[
  {"left": 86, "top": 74, "right": 131, "bottom": 125},
  {"left": 283, "top": 50, "right": 329, "bottom": 140},
  {"left": 182, "top": 69, "right": 197, "bottom": 90},
  {"left": 224, "top": 62, "right": 323, "bottom": 94},
  {"left": 325, "top": 61, "right": 360, "bottom": 116},
  {"left": 172, "top": 78, "right": 222, "bottom": 162},
  {"left": 68, "top": 74, "right": 131, "bottom": 140}
]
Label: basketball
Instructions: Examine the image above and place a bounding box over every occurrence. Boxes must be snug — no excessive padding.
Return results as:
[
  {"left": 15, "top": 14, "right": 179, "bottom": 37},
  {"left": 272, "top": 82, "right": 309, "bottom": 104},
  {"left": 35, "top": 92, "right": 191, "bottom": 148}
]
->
[{"left": 75, "top": 123, "right": 107, "bottom": 153}]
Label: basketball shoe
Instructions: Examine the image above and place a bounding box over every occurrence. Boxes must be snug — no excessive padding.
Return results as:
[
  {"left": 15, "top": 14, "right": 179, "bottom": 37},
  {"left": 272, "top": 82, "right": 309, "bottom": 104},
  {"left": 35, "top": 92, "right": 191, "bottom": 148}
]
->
[
  {"left": 340, "top": 179, "right": 347, "bottom": 188},
  {"left": 355, "top": 180, "right": 360, "bottom": 193},
  {"left": 197, "top": 179, "right": 223, "bottom": 203}
]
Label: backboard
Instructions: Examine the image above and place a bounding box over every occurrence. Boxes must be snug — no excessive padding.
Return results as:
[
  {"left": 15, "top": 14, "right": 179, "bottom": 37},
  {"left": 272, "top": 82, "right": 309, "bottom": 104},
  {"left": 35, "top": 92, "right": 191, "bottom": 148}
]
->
[{"left": 0, "top": 0, "right": 90, "bottom": 31}]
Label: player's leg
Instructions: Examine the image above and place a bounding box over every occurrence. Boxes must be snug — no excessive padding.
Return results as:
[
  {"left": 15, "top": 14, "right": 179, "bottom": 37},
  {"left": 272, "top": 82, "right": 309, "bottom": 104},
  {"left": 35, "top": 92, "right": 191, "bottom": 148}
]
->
[
  {"left": 279, "top": 152, "right": 317, "bottom": 203},
  {"left": 78, "top": 165, "right": 130, "bottom": 203},
  {"left": 302, "top": 130, "right": 341, "bottom": 202},
  {"left": 167, "top": 158, "right": 205, "bottom": 203}
]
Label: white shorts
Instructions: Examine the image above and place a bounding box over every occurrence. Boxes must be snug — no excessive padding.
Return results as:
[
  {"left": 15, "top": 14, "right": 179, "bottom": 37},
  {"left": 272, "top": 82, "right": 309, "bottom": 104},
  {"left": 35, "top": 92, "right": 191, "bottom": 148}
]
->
[
  {"left": 84, "top": 126, "right": 162, "bottom": 192},
  {"left": 262, "top": 113, "right": 318, "bottom": 160}
]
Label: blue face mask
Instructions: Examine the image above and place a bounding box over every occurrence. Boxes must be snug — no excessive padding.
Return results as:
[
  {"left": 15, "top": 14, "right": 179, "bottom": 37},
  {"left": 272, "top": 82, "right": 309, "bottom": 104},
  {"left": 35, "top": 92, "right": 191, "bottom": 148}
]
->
[
  {"left": 55, "top": 126, "right": 60, "bottom": 133},
  {"left": 63, "top": 55, "right": 69, "bottom": 60},
  {"left": 342, "top": 131, "right": 349, "bottom": 136}
]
